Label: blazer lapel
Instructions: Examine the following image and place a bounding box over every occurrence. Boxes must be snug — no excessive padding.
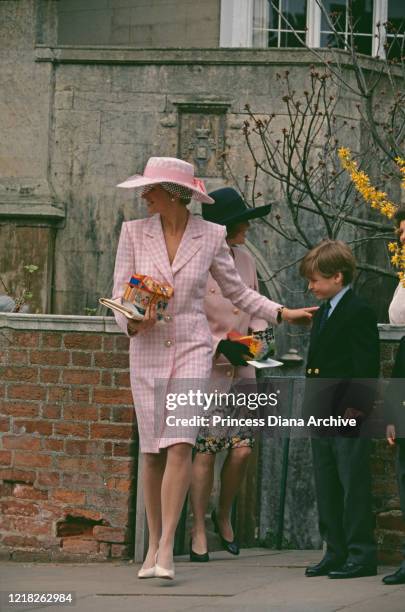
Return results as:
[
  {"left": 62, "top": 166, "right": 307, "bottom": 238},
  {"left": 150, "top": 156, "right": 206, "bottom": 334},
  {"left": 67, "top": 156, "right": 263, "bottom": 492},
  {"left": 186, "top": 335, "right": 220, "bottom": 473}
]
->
[
  {"left": 171, "top": 215, "right": 203, "bottom": 276},
  {"left": 143, "top": 214, "right": 174, "bottom": 284},
  {"left": 310, "top": 289, "right": 353, "bottom": 357}
]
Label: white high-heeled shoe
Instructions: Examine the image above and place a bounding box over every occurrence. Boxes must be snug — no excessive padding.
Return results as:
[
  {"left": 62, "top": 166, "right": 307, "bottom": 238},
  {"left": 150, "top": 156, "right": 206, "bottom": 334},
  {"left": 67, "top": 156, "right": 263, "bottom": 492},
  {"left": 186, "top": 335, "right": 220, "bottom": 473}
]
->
[
  {"left": 137, "top": 564, "right": 156, "bottom": 579},
  {"left": 154, "top": 551, "right": 175, "bottom": 580}
]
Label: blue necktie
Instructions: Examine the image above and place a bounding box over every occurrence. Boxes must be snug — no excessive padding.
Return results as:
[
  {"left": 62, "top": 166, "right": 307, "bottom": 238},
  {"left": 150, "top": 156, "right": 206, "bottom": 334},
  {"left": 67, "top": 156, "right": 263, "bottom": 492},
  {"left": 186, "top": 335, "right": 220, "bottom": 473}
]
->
[{"left": 318, "top": 300, "right": 331, "bottom": 333}]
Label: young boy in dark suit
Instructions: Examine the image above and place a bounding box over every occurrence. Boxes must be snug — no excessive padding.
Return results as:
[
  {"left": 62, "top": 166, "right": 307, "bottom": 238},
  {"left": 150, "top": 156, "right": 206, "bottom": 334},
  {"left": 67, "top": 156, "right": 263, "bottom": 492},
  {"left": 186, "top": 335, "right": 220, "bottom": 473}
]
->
[{"left": 300, "top": 240, "right": 380, "bottom": 579}]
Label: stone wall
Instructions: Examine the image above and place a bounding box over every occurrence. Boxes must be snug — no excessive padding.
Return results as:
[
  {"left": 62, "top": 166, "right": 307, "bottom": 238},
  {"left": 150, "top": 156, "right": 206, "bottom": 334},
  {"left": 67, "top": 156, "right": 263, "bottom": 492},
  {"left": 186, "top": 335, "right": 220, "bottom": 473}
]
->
[
  {"left": 0, "top": 314, "right": 136, "bottom": 561},
  {"left": 57, "top": 0, "right": 221, "bottom": 47},
  {"left": 1, "top": 1, "right": 398, "bottom": 320}
]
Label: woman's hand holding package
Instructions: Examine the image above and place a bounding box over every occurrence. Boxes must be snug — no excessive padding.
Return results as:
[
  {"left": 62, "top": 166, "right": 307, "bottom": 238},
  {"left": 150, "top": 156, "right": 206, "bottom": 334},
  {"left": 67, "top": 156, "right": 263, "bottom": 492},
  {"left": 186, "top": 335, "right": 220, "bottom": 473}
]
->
[{"left": 127, "top": 303, "right": 157, "bottom": 336}]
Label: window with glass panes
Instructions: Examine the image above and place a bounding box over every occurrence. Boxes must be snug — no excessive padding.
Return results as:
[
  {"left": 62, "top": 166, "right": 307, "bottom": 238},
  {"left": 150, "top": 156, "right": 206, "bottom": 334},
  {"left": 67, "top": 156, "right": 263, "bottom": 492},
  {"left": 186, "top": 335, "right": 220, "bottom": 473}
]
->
[{"left": 252, "top": 0, "right": 404, "bottom": 58}]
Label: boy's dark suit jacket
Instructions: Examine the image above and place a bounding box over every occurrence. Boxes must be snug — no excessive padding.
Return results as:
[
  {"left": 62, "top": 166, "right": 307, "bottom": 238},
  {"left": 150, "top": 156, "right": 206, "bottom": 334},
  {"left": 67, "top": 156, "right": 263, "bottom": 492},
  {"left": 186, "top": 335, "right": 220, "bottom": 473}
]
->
[{"left": 303, "top": 288, "right": 380, "bottom": 429}]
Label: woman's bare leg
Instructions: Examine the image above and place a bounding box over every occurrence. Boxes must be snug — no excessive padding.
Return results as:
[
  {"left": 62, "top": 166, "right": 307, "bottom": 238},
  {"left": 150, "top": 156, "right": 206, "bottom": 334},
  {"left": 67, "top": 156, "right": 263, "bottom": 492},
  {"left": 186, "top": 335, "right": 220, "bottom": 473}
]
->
[
  {"left": 142, "top": 450, "right": 166, "bottom": 568},
  {"left": 217, "top": 446, "right": 252, "bottom": 541},
  {"left": 158, "top": 443, "right": 193, "bottom": 569},
  {"left": 190, "top": 452, "right": 216, "bottom": 554}
]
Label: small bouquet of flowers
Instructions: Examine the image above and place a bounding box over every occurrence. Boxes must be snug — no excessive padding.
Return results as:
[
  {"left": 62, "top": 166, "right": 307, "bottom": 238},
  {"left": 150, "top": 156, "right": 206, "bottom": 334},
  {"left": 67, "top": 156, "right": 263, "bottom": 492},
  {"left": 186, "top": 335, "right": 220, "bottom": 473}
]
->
[
  {"left": 227, "top": 327, "right": 275, "bottom": 361},
  {"left": 99, "top": 274, "right": 174, "bottom": 321}
]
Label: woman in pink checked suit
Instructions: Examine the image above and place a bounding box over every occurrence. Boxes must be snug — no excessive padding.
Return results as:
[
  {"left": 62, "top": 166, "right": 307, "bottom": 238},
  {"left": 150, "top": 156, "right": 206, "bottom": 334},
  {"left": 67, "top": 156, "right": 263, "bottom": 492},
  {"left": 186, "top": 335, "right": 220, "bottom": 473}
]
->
[{"left": 112, "top": 157, "right": 317, "bottom": 581}]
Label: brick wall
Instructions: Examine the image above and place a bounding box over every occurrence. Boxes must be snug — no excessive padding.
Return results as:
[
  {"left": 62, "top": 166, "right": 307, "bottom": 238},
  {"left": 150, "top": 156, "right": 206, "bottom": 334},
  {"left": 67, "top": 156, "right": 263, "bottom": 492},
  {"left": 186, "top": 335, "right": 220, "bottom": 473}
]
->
[
  {"left": 1, "top": 315, "right": 405, "bottom": 563},
  {"left": 0, "top": 314, "right": 137, "bottom": 561}
]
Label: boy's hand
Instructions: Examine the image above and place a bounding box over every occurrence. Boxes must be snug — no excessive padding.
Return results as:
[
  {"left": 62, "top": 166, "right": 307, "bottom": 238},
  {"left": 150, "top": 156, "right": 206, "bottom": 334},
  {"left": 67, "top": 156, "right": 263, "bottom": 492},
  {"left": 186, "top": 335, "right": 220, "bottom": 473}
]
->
[
  {"left": 386, "top": 424, "right": 396, "bottom": 446},
  {"left": 282, "top": 306, "right": 319, "bottom": 325}
]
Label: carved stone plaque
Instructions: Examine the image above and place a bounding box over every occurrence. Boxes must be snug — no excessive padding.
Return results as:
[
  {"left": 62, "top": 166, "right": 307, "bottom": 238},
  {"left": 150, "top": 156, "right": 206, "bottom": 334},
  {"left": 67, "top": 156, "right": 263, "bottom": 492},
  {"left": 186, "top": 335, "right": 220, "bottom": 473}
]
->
[{"left": 176, "top": 103, "right": 228, "bottom": 177}]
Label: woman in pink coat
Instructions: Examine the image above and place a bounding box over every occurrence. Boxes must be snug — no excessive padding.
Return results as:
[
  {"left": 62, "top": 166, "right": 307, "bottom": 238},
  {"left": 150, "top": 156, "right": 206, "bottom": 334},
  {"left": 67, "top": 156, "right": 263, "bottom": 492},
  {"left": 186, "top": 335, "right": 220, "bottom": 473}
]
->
[
  {"left": 112, "top": 157, "right": 317, "bottom": 580},
  {"left": 190, "top": 187, "right": 271, "bottom": 561}
]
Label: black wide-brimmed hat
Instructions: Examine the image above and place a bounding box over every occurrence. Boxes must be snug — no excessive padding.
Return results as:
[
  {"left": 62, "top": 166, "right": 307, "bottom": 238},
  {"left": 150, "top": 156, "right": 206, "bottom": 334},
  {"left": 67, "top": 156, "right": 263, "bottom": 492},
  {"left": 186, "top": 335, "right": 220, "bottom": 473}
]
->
[{"left": 202, "top": 187, "right": 272, "bottom": 226}]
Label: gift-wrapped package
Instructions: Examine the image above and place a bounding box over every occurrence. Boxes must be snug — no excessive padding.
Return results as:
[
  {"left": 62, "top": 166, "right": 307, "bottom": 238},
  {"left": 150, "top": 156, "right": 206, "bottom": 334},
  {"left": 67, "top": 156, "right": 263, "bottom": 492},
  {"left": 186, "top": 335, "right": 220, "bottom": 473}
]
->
[{"left": 122, "top": 274, "right": 174, "bottom": 320}]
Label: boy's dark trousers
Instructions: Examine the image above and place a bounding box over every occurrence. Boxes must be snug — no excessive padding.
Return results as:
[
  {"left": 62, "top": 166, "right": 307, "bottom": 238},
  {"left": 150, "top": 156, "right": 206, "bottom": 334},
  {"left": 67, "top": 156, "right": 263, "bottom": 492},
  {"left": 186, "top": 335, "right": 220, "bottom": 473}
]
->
[
  {"left": 305, "top": 288, "right": 380, "bottom": 567},
  {"left": 311, "top": 437, "right": 376, "bottom": 565}
]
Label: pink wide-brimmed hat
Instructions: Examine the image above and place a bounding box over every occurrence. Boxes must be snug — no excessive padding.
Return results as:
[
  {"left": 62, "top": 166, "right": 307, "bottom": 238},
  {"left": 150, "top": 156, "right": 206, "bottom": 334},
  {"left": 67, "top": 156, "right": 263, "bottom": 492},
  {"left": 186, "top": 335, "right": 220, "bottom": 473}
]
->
[{"left": 117, "top": 157, "right": 214, "bottom": 204}]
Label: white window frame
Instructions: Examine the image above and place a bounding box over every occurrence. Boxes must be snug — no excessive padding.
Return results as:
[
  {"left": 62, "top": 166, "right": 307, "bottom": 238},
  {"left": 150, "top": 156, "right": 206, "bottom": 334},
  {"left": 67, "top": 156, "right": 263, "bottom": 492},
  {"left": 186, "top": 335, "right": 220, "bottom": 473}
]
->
[{"left": 226, "top": 0, "right": 395, "bottom": 58}]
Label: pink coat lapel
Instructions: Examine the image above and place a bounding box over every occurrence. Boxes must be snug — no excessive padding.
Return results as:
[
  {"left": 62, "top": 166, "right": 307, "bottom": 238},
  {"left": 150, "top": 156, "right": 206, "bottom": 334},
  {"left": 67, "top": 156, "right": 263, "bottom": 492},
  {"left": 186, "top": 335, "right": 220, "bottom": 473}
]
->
[
  {"left": 172, "top": 215, "right": 203, "bottom": 275},
  {"left": 143, "top": 214, "right": 173, "bottom": 284}
]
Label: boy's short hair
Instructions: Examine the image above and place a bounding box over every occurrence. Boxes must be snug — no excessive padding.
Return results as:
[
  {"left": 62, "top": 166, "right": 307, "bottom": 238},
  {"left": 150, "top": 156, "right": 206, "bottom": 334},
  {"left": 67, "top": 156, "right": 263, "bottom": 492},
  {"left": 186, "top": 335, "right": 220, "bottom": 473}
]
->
[{"left": 299, "top": 239, "right": 356, "bottom": 286}]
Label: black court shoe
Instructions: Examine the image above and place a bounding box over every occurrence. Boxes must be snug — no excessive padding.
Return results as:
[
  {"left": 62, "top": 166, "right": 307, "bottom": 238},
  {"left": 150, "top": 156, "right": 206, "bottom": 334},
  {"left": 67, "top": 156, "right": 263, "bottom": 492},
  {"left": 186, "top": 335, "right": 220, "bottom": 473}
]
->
[
  {"left": 189, "top": 538, "right": 209, "bottom": 562},
  {"left": 211, "top": 509, "right": 240, "bottom": 556}
]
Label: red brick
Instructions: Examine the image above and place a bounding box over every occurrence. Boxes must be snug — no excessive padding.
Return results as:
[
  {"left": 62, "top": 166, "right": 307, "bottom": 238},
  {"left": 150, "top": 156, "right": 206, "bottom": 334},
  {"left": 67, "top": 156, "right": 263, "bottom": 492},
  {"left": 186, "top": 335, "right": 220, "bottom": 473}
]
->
[
  {"left": 62, "top": 537, "right": 99, "bottom": 553},
  {"left": 13, "top": 484, "right": 48, "bottom": 501},
  {"left": 12, "top": 331, "right": 39, "bottom": 348},
  {"left": 91, "top": 423, "right": 132, "bottom": 440},
  {"left": 70, "top": 388, "right": 89, "bottom": 403},
  {"left": 8, "top": 385, "right": 46, "bottom": 401},
  {"left": 13, "top": 420, "right": 53, "bottom": 436},
  {"left": 63, "top": 507, "right": 105, "bottom": 522},
  {"left": 62, "top": 472, "right": 104, "bottom": 487},
  {"left": 64, "top": 334, "right": 102, "bottom": 350},
  {"left": 93, "top": 388, "right": 133, "bottom": 405},
  {"left": 0, "top": 382, "right": 4, "bottom": 397},
  {"left": 103, "top": 459, "right": 132, "bottom": 475},
  {"left": 1, "top": 499, "right": 39, "bottom": 516},
  {"left": 41, "top": 405, "right": 61, "bottom": 419},
  {"left": 14, "top": 452, "right": 52, "bottom": 468},
  {"left": 0, "top": 450, "right": 12, "bottom": 465},
  {"left": 115, "top": 336, "right": 129, "bottom": 351},
  {"left": 36, "top": 471, "right": 60, "bottom": 487},
  {"left": 62, "top": 405, "right": 98, "bottom": 421},
  {"left": 0, "top": 467, "right": 35, "bottom": 484},
  {"left": 2, "top": 535, "right": 41, "bottom": 548},
  {"left": 41, "top": 333, "right": 62, "bottom": 349},
  {"left": 56, "top": 457, "right": 100, "bottom": 472},
  {"left": 8, "top": 516, "right": 53, "bottom": 535},
  {"left": 1, "top": 402, "right": 39, "bottom": 417},
  {"left": 9, "top": 350, "right": 29, "bottom": 365},
  {"left": 99, "top": 407, "right": 110, "bottom": 420},
  {"left": 111, "top": 406, "right": 133, "bottom": 423},
  {"left": 47, "top": 386, "right": 70, "bottom": 402},
  {"left": 0, "top": 416, "right": 10, "bottom": 432},
  {"left": 0, "top": 482, "right": 13, "bottom": 497},
  {"left": 51, "top": 489, "right": 86, "bottom": 505},
  {"left": 93, "top": 525, "right": 126, "bottom": 543},
  {"left": 53, "top": 422, "right": 89, "bottom": 438},
  {"left": 111, "top": 543, "right": 128, "bottom": 558},
  {"left": 101, "top": 371, "right": 112, "bottom": 386},
  {"left": 62, "top": 370, "right": 100, "bottom": 385},
  {"left": 30, "top": 351, "right": 69, "bottom": 366},
  {"left": 113, "top": 442, "right": 136, "bottom": 457},
  {"left": 105, "top": 477, "right": 131, "bottom": 493},
  {"left": 94, "top": 353, "right": 128, "bottom": 369},
  {"left": 1, "top": 366, "right": 38, "bottom": 381},
  {"left": 71, "top": 352, "right": 92, "bottom": 367},
  {"left": 99, "top": 542, "right": 111, "bottom": 557},
  {"left": 103, "top": 336, "right": 114, "bottom": 351},
  {"left": 65, "top": 440, "right": 101, "bottom": 456},
  {"left": 104, "top": 441, "right": 113, "bottom": 454},
  {"left": 2, "top": 435, "right": 41, "bottom": 451},
  {"left": 40, "top": 369, "right": 61, "bottom": 384},
  {"left": 114, "top": 372, "right": 130, "bottom": 387},
  {"left": 42, "top": 439, "right": 64, "bottom": 452}
]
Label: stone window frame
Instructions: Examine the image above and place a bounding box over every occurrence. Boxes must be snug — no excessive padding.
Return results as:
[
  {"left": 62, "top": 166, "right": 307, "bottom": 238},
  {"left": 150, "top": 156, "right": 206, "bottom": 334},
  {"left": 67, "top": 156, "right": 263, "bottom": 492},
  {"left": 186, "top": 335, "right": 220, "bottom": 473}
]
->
[{"left": 220, "top": 0, "right": 401, "bottom": 59}]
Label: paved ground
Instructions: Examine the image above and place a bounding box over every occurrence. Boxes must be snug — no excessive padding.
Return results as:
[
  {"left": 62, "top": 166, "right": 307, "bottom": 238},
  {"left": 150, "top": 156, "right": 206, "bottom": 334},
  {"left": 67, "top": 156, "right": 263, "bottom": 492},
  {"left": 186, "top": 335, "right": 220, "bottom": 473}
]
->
[{"left": 0, "top": 549, "right": 404, "bottom": 612}]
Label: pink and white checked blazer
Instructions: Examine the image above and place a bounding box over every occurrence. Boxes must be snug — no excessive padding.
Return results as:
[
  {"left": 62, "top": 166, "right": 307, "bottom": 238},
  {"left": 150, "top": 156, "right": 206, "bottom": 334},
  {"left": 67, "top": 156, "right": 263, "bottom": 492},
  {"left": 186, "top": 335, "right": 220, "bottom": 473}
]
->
[{"left": 113, "top": 213, "right": 281, "bottom": 453}]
